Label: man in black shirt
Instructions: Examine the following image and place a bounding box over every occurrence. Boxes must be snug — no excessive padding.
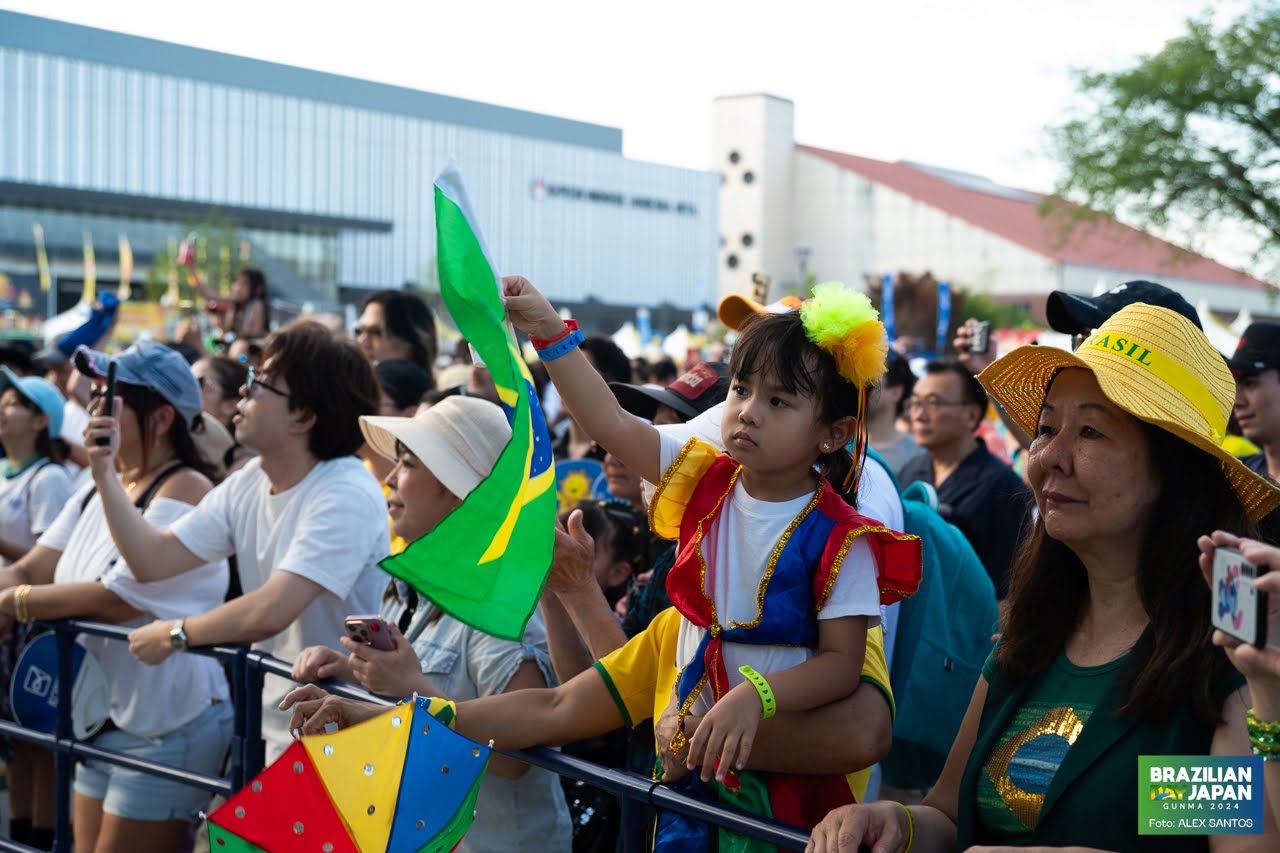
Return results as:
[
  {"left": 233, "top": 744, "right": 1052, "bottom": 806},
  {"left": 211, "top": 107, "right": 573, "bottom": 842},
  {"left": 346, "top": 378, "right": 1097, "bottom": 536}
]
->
[{"left": 899, "top": 360, "right": 1030, "bottom": 598}]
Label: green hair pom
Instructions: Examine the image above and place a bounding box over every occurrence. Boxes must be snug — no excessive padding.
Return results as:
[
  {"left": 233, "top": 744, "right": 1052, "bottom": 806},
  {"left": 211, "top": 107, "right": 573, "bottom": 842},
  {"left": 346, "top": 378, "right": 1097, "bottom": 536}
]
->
[{"left": 800, "top": 282, "right": 889, "bottom": 388}]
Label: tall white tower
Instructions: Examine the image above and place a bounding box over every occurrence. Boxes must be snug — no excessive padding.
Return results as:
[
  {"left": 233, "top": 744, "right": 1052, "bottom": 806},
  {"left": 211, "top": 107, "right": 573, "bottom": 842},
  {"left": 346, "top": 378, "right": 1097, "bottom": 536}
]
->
[{"left": 711, "top": 94, "right": 795, "bottom": 305}]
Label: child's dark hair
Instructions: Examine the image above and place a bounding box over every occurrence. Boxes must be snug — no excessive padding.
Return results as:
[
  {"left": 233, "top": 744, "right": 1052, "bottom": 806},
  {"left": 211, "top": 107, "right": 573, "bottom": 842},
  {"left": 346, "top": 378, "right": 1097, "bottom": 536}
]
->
[
  {"left": 730, "top": 310, "right": 861, "bottom": 491},
  {"left": 559, "top": 499, "right": 650, "bottom": 606}
]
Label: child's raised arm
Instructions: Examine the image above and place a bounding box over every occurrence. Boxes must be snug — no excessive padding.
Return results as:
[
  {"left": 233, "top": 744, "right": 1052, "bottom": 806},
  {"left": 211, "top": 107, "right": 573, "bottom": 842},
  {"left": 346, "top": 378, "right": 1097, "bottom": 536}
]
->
[
  {"left": 685, "top": 614, "right": 868, "bottom": 783},
  {"left": 502, "top": 275, "right": 661, "bottom": 484}
]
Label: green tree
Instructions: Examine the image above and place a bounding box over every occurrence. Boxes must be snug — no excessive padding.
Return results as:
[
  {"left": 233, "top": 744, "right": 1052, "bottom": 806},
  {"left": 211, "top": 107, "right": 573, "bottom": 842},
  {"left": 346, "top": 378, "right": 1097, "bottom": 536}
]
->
[{"left": 1044, "top": 3, "right": 1280, "bottom": 279}]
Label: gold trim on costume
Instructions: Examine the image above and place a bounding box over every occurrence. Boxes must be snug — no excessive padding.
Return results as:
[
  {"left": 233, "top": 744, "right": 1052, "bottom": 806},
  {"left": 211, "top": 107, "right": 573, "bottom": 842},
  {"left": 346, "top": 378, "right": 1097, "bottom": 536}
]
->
[{"left": 730, "top": 482, "right": 823, "bottom": 631}]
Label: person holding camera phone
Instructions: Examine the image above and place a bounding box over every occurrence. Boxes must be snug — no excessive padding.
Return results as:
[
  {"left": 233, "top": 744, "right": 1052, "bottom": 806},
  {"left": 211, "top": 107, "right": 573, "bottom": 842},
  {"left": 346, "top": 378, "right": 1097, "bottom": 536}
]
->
[
  {"left": 1198, "top": 531, "right": 1280, "bottom": 826},
  {"left": 290, "top": 395, "right": 571, "bottom": 853},
  {"left": 807, "top": 304, "right": 1280, "bottom": 851}
]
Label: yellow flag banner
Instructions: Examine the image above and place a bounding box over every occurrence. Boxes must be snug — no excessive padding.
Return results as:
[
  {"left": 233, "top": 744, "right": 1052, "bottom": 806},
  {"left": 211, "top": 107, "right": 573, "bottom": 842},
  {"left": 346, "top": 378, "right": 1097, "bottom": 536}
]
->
[
  {"left": 32, "top": 223, "right": 51, "bottom": 292},
  {"left": 117, "top": 235, "right": 133, "bottom": 301},
  {"left": 82, "top": 232, "right": 96, "bottom": 303}
]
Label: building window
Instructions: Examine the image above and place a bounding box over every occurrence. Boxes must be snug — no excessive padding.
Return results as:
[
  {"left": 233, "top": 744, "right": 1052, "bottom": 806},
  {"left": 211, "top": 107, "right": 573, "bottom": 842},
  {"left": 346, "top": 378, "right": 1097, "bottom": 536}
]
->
[
  {"left": 741, "top": 232, "right": 754, "bottom": 248},
  {"left": 728, "top": 150, "right": 741, "bottom": 165},
  {"left": 726, "top": 254, "right": 739, "bottom": 269},
  {"left": 742, "top": 171, "right": 755, "bottom": 185}
]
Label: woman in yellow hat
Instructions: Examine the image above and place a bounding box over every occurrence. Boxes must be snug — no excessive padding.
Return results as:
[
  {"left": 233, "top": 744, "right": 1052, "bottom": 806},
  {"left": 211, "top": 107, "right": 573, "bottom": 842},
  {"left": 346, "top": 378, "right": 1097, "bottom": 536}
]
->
[{"left": 808, "top": 303, "right": 1280, "bottom": 851}]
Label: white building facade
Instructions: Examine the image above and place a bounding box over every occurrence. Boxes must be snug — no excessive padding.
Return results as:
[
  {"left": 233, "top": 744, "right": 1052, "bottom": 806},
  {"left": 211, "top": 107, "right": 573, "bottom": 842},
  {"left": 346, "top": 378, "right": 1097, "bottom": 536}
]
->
[
  {"left": 1, "top": 11, "right": 719, "bottom": 314},
  {"left": 713, "top": 94, "right": 1272, "bottom": 318}
]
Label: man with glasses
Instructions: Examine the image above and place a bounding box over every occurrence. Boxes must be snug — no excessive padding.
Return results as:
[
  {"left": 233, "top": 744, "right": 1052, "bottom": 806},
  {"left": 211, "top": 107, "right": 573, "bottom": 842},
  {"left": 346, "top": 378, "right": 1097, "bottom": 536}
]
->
[
  {"left": 898, "top": 360, "right": 1029, "bottom": 599},
  {"left": 89, "top": 321, "right": 389, "bottom": 761}
]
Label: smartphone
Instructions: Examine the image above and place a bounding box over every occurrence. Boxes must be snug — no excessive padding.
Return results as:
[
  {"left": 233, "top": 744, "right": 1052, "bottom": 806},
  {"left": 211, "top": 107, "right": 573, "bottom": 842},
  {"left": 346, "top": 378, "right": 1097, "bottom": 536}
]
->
[
  {"left": 344, "top": 615, "right": 395, "bottom": 651},
  {"left": 1212, "top": 547, "right": 1268, "bottom": 646},
  {"left": 969, "top": 321, "right": 992, "bottom": 355},
  {"left": 96, "top": 362, "right": 116, "bottom": 446}
]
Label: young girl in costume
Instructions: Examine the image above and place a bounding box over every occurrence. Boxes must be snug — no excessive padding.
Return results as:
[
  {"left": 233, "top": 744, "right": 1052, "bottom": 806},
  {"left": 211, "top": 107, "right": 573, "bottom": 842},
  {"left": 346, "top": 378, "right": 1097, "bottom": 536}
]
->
[
  {"left": 284, "top": 277, "right": 920, "bottom": 845},
  {"left": 509, "top": 277, "right": 919, "bottom": 836}
]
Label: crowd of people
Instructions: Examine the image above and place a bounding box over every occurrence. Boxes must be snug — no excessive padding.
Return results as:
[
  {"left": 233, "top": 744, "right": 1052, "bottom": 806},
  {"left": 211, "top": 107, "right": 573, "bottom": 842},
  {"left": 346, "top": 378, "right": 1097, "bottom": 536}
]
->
[{"left": 0, "top": 268, "right": 1276, "bottom": 853}]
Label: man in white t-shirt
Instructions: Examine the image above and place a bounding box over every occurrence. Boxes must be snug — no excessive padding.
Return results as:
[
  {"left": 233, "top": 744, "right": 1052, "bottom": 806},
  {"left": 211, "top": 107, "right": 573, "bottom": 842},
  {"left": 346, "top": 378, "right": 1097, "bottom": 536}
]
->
[{"left": 84, "top": 323, "right": 390, "bottom": 760}]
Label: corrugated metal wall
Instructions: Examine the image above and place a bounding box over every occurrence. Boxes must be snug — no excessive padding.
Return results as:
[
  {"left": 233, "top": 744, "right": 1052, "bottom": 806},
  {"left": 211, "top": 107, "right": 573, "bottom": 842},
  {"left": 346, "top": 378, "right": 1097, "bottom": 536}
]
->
[{"left": 0, "top": 47, "right": 718, "bottom": 308}]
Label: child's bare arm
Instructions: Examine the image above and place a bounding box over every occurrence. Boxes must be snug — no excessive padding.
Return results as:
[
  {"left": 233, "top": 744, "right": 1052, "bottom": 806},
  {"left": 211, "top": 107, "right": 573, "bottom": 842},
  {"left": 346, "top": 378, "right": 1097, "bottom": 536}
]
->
[
  {"left": 502, "top": 275, "right": 661, "bottom": 483},
  {"left": 685, "top": 615, "right": 868, "bottom": 782}
]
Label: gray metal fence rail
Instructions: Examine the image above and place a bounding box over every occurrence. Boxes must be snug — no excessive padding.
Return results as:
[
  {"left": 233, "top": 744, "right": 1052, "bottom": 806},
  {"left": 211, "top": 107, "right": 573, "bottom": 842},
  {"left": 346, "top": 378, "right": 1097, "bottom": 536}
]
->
[{"left": 0, "top": 619, "right": 813, "bottom": 852}]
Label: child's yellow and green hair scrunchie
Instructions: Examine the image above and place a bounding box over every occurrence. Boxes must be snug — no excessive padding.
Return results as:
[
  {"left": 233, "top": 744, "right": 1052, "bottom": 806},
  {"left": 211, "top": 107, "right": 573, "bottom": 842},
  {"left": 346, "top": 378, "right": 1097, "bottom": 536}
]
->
[{"left": 798, "top": 282, "right": 889, "bottom": 388}]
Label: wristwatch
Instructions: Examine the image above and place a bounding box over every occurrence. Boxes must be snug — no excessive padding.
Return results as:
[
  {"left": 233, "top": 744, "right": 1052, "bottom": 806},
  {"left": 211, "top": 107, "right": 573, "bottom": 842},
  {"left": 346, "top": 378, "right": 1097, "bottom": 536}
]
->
[{"left": 169, "top": 619, "right": 190, "bottom": 652}]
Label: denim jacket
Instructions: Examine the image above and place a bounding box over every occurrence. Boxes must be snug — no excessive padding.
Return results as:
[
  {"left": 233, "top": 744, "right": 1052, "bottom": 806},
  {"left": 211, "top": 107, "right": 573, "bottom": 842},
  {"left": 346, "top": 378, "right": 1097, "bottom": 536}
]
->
[{"left": 381, "top": 581, "right": 572, "bottom": 853}]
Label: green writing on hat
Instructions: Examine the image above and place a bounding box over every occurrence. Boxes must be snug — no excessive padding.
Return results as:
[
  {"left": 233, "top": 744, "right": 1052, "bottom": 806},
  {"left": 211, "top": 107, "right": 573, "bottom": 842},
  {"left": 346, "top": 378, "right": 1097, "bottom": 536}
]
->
[{"left": 1083, "top": 333, "right": 1153, "bottom": 366}]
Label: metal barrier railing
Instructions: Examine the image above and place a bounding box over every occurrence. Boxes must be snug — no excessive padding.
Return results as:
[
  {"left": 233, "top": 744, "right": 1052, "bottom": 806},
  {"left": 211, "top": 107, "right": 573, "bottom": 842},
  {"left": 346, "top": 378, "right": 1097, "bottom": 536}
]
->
[{"left": 0, "top": 618, "right": 812, "bottom": 852}]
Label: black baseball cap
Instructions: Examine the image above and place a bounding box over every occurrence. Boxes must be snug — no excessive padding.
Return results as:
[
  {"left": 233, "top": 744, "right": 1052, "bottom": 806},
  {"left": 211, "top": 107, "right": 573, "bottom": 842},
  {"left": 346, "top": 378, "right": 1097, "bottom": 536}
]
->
[
  {"left": 375, "top": 359, "right": 435, "bottom": 410},
  {"left": 610, "top": 361, "right": 729, "bottom": 422},
  {"left": 1046, "top": 280, "right": 1201, "bottom": 336},
  {"left": 1228, "top": 323, "right": 1280, "bottom": 377}
]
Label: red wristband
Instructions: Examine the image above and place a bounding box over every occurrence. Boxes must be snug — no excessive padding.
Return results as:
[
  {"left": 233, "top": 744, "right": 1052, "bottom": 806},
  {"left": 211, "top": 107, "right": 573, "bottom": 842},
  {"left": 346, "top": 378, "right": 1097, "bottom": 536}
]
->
[{"left": 529, "top": 318, "right": 578, "bottom": 350}]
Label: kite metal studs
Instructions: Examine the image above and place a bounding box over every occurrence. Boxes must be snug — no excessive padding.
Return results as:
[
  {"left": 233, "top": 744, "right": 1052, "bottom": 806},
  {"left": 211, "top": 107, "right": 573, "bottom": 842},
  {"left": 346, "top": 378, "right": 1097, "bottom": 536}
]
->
[
  {"left": 251, "top": 781, "right": 263, "bottom": 792},
  {"left": 293, "top": 761, "right": 304, "bottom": 774},
  {"left": 293, "top": 822, "right": 304, "bottom": 835},
  {"left": 234, "top": 806, "right": 245, "bottom": 819},
  {"left": 363, "top": 763, "right": 374, "bottom": 776},
  {"left": 323, "top": 744, "right": 334, "bottom": 757}
]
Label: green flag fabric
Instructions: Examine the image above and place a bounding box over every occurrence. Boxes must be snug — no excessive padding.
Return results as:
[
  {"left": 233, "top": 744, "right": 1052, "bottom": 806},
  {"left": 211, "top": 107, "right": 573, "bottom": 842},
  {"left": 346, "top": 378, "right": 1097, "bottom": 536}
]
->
[{"left": 378, "top": 164, "right": 557, "bottom": 641}]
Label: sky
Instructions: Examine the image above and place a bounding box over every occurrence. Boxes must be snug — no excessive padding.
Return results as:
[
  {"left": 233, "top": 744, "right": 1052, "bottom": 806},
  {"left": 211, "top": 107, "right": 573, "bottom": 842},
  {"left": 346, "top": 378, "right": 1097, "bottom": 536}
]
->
[
  {"left": 7, "top": 0, "right": 1243, "bottom": 189},
  {"left": 5, "top": 0, "right": 1259, "bottom": 268}
]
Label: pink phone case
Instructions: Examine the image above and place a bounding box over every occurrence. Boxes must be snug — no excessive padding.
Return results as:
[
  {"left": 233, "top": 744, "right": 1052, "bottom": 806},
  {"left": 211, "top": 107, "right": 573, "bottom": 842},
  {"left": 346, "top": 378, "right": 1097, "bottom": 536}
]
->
[{"left": 344, "top": 615, "right": 395, "bottom": 651}]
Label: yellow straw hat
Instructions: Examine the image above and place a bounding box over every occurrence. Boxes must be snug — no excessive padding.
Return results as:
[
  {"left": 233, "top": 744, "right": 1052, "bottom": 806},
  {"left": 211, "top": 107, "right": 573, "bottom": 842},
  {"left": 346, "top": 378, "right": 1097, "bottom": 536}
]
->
[{"left": 978, "top": 302, "right": 1280, "bottom": 523}]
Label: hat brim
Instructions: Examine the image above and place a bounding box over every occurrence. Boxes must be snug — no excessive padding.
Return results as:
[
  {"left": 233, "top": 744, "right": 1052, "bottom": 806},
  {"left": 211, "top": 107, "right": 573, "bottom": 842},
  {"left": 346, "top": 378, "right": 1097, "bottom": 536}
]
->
[
  {"left": 359, "top": 414, "right": 479, "bottom": 500},
  {"left": 978, "top": 345, "right": 1280, "bottom": 523},
  {"left": 717, "top": 294, "right": 767, "bottom": 331},
  {"left": 1227, "top": 357, "right": 1271, "bottom": 378},
  {"left": 1045, "top": 291, "right": 1106, "bottom": 336},
  {"left": 608, "top": 382, "right": 698, "bottom": 421},
  {"left": 31, "top": 348, "right": 68, "bottom": 368}
]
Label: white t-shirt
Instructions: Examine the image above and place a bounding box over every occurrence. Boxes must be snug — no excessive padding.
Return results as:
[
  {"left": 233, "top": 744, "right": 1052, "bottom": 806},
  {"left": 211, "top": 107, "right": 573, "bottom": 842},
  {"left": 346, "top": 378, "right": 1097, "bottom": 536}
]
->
[
  {"left": 41, "top": 483, "right": 231, "bottom": 738},
  {"left": 60, "top": 400, "right": 89, "bottom": 448},
  {"left": 655, "top": 432, "right": 881, "bottom": 714},
  {"left": 0, "top": 460, "right": 72, "bottom": 564},
  {"left": 168, "top": 456, "right": 390, "bottom": 758}
]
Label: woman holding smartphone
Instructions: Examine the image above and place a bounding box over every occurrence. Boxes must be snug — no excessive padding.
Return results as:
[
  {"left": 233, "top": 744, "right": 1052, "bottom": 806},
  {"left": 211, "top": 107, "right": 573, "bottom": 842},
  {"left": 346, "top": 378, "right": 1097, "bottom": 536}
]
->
[
  {"left": 290, "top": 395, "right": 571, "bottom": 853},
  {"left": 0, "top": 342, "right": 232, "bottom": 853},
  {"left": 806, "top": 304, "right": 1280, "bottom": 851},
  {"left": 1198, "top": 532, "right": 1280, "bottom": 833}
]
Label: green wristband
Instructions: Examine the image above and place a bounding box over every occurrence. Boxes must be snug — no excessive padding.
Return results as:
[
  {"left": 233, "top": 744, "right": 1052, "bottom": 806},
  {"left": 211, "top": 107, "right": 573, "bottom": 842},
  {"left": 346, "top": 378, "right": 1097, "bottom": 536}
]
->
[{"left": 738, "top": 665, "right": 776, "bottom": 719}]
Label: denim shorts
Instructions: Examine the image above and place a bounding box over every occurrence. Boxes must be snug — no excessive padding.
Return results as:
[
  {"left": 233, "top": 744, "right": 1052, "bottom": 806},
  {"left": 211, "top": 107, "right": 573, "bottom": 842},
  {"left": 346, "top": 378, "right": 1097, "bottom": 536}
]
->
[{"left": 75, "top": 701, "right": 233, "bottom": 821}]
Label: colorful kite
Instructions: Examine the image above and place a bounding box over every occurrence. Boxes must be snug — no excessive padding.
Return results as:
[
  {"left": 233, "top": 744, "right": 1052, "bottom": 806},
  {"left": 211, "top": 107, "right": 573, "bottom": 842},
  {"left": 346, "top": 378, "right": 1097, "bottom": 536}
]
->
[
  {"left": 378, "top": 164, "right": 557, "bottom": 641},
  {"left": 208, "top": 702, "right": 489, "bottom": 852}
]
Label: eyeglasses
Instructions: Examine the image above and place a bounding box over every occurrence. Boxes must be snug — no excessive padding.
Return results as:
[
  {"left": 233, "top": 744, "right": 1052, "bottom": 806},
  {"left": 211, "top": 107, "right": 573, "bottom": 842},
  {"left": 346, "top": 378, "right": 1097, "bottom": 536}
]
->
[
  {"left": 354, "top": 325, "right": 385, "bottom": 339},
  {"left": 906, "top": 396, "right": 968, "bottom": 414},
  {"left": 245, "top": 367, "right": 290, "bottom": 401}
]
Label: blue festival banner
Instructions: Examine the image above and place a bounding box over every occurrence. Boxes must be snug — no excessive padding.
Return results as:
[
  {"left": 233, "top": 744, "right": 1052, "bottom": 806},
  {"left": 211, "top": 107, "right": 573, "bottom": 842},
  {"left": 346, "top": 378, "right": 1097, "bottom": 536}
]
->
[
  {"left": 936, "top": 280, "right": 951, "bottom": 355},
  {"left": 881, "top": 273, "right": 895, "bottom": 342}
]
